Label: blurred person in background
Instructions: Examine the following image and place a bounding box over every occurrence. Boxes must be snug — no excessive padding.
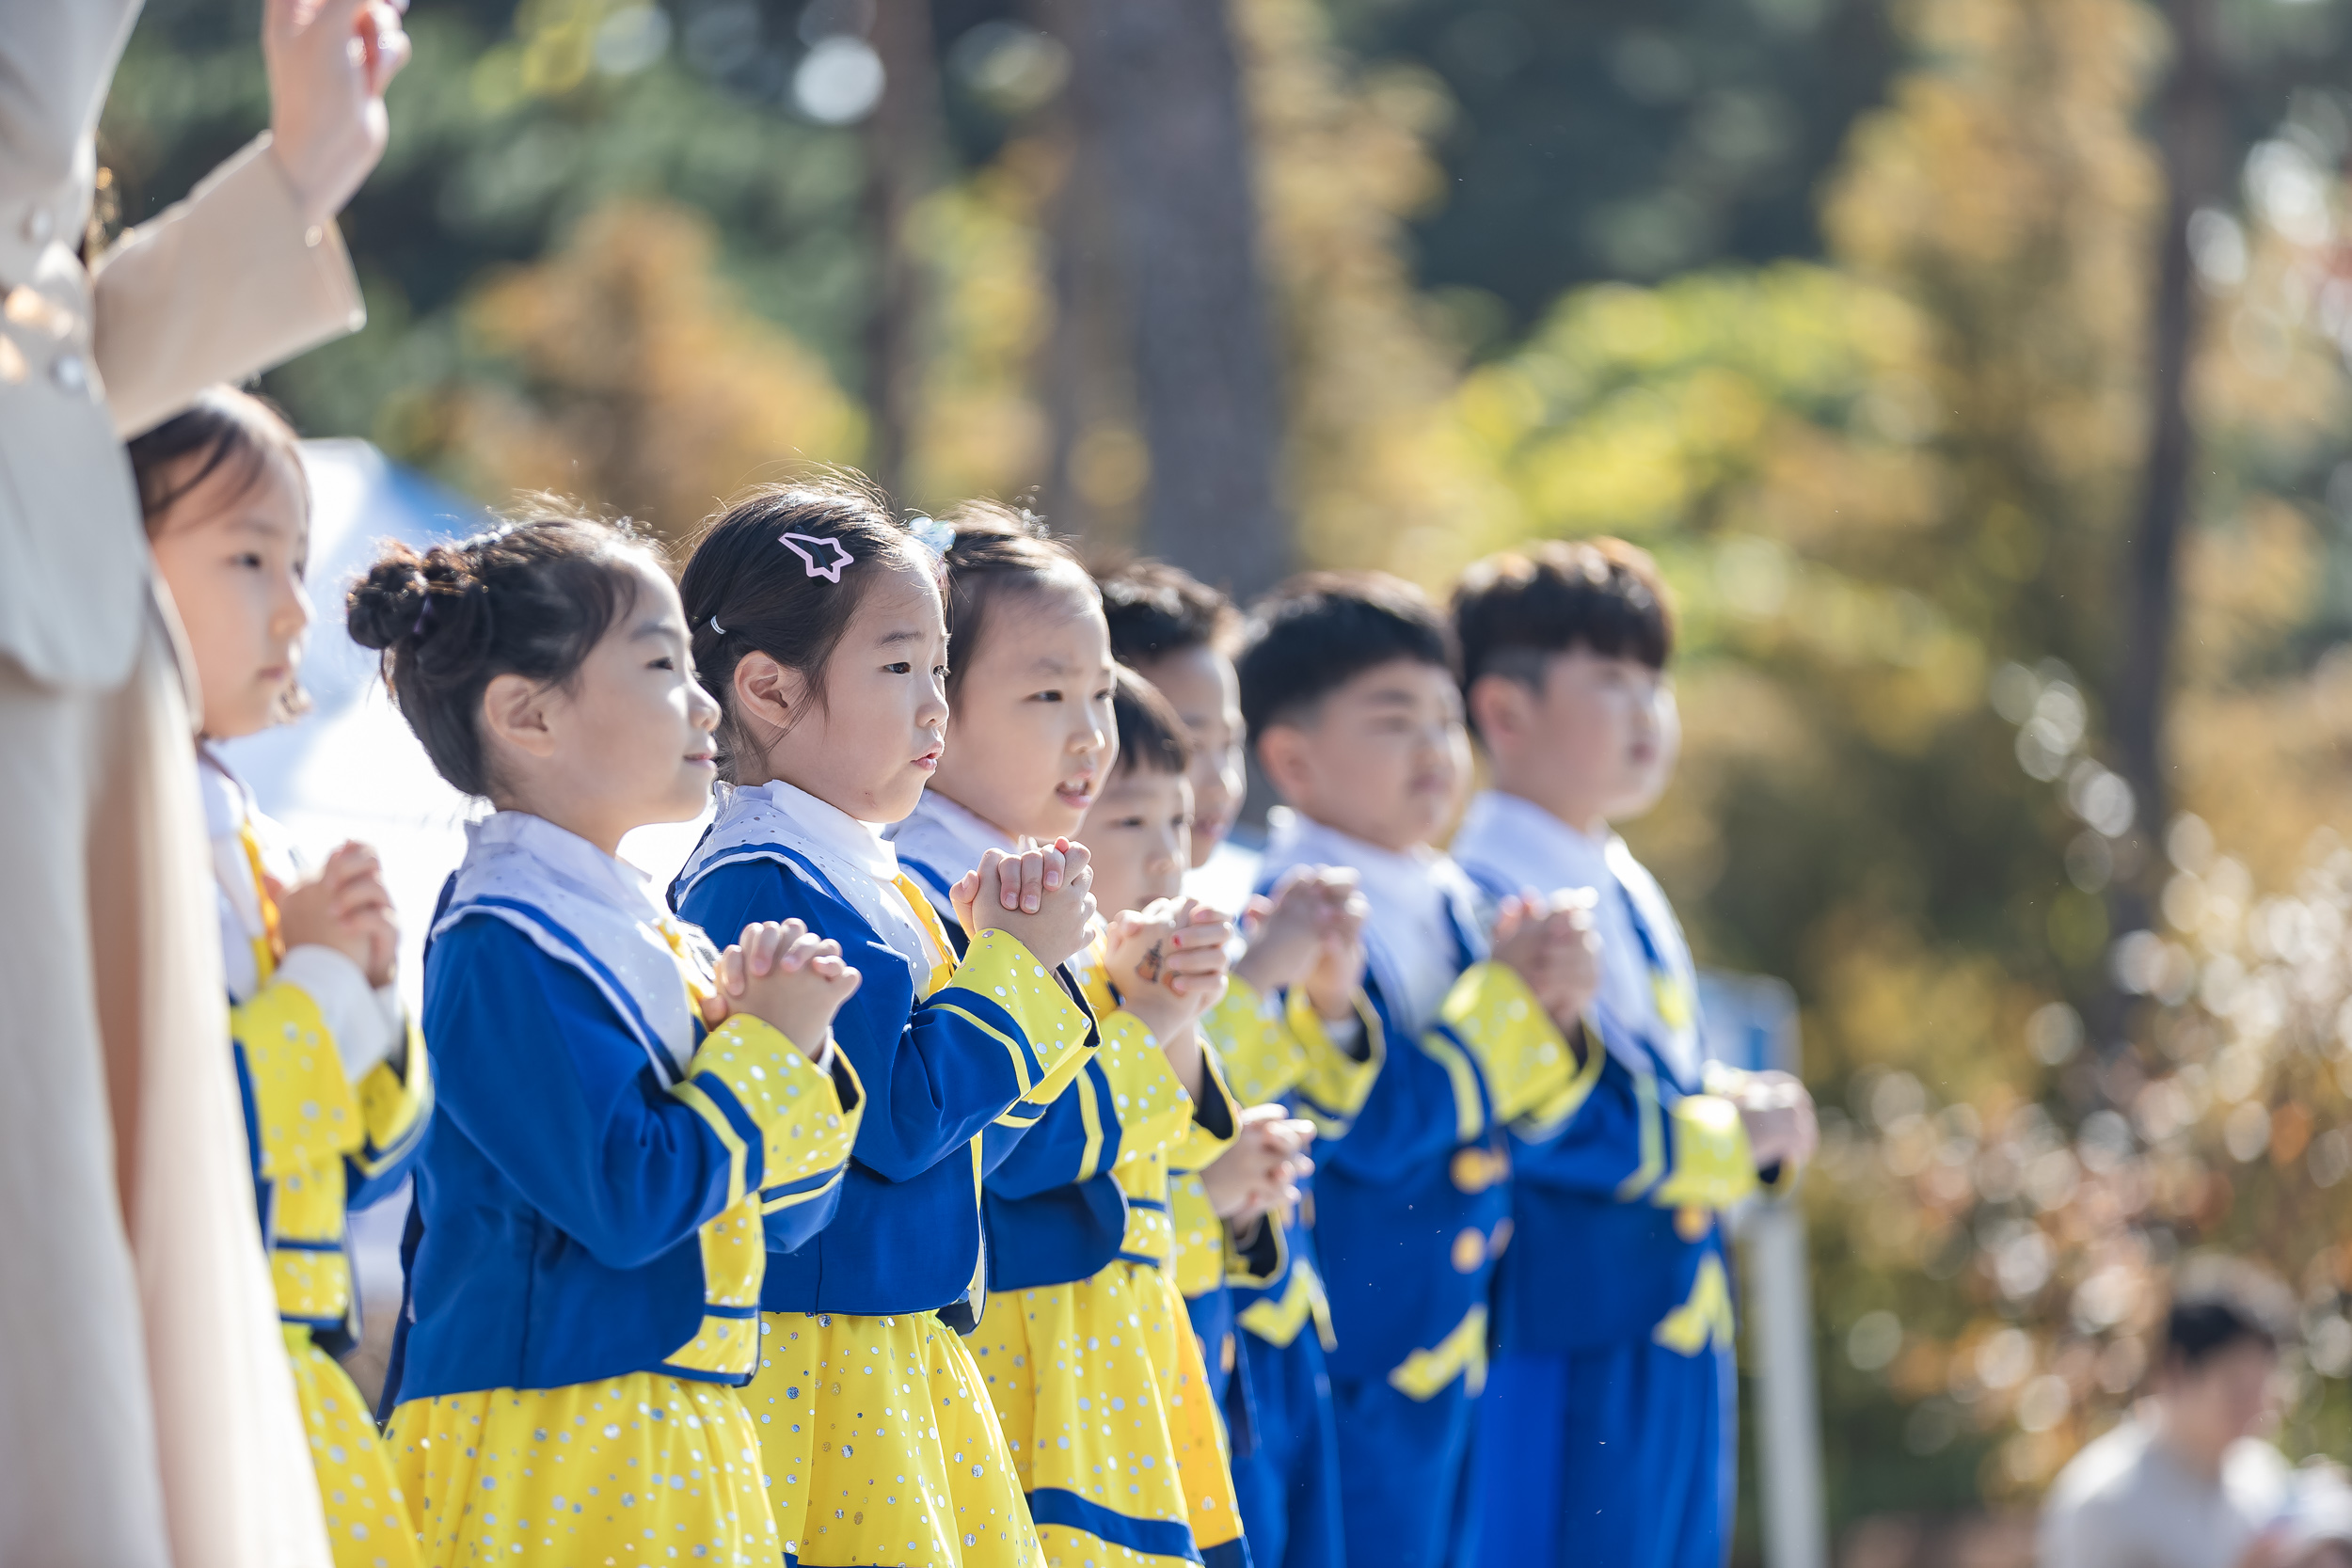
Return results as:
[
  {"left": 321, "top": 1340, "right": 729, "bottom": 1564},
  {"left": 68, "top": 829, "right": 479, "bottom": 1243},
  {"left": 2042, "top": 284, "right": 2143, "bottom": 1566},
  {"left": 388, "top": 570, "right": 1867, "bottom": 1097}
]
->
[
  {"left": 2040, "top": 1258, "right": 2312, "bottom": 1568},
  {"left": 0, "top": 1, "right": 405, "bottom": 1563}
]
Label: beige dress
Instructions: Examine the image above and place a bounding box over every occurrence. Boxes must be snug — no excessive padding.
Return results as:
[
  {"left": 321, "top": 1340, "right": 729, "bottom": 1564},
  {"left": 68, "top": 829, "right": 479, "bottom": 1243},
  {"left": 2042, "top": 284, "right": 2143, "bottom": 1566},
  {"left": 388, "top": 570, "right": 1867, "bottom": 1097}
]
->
[{"left": 0, "top": 4, "right": 367, "bottom": 1564}]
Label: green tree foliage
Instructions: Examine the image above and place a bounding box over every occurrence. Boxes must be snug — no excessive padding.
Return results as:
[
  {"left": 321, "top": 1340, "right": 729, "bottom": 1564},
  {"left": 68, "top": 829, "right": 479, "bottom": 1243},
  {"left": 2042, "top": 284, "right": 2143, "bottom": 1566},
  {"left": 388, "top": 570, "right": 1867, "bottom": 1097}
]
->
[
  {"left": 1388, "top": 0, "right": 2352, "bottom": 1531},
  {"left": 103, "top": 0, "right": 871, "bottom": 475}
]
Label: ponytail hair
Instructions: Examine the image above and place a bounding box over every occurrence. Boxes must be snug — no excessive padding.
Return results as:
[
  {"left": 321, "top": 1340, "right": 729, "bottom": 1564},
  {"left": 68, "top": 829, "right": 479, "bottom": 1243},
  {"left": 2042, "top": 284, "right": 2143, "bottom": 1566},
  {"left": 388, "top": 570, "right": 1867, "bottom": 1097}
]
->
[{"left": 347, "top": 507, "right": 654, "bottom": 798}]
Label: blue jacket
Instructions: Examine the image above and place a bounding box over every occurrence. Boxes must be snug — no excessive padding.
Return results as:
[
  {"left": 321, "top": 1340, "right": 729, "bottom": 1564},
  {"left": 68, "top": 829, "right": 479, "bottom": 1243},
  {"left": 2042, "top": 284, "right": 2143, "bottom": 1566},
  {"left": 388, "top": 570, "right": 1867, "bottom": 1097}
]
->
[
  {"left": 393, "top": 917, "right": 859, "bottom": 1401},
  {"left": 675, "top": 852, "right": 1096, "bottom": 1316}
]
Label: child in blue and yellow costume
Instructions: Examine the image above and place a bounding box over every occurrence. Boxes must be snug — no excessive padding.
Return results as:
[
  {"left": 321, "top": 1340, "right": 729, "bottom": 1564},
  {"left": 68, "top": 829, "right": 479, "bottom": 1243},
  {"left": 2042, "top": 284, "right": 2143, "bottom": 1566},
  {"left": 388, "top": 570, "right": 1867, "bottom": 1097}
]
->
[
  {"left": 973, "top": 667, "right": 1263, "bottom": 1568},
  {"left": 1449, "top": 541, "right": 1818, "bottom": 1568},
  {"left": 1235, "top": 572, "right": 1607, "bottom": 1568},
  {"left": 673, "top": 484, "right": 1102, "bottom": 1568},
  {"left": 1097, "top": 558, "right": 1348, "bottom": 1465},
  {"left": 351, "top": 513, "right": 868, "bottom": 1566},
  {"left": 1186, "top": 864, "right": 1381, "bottom": 1568},
  {"left": 883, "top": 510, "right": 1248, "bottom": 1568},
  {"left": 133, "top": 389, "right": 434, "bottom": 1567}
]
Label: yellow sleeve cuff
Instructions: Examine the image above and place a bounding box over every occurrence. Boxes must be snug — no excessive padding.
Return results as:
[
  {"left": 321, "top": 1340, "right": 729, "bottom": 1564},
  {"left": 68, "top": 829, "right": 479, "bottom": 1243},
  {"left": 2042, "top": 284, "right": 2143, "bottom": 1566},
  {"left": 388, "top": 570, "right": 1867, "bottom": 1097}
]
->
[
  {"left": 1285, "top": 986, "right": 1384, "bottom": 1125},
  {"left": 1439, "top": 961, "right": 1579, "bottom": 1126},
  {"left": 1096, "top": 1007, "right": 1200, "bottom": 1165},
  {"left": 353, "top": 1018, "right": 434, "bottom": 1178},
  {"left": 1205, "top": 976, "right": 1310, "bottom": 1106},
  {"left": 941, "top": 928, "right": 1097, "bottom": 1112},
  {"left": 1168, "top": 1047, "right": 1243, "bottom": 1174},
  {"left": 679, "top": 1017, "right": 863, "bottom": 1213},
  {"left": 232, "top": 979, "right": 365, "bottom": 1178},
  {"left": 1652, "top": 1093, "right": 1759, "bottom": 1212}
]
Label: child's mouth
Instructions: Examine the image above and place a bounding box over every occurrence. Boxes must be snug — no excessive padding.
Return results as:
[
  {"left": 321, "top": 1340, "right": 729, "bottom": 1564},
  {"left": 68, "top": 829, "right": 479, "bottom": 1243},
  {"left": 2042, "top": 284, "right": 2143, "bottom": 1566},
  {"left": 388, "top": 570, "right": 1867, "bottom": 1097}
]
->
[{"left": 1055, "top": 780, "right": 1094, "bottom": 811}]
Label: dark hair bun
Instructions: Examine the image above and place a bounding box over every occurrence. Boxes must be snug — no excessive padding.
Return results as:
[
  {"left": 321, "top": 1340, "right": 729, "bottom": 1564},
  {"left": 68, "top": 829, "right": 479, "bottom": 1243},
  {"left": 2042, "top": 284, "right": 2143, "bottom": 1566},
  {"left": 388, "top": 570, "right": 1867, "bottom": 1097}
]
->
[
  {"left": 349, "top": 512, "right": 644, "bottom": 798},
  {"left": 346, "top": 546, "right": 434, "bottom": 652}
]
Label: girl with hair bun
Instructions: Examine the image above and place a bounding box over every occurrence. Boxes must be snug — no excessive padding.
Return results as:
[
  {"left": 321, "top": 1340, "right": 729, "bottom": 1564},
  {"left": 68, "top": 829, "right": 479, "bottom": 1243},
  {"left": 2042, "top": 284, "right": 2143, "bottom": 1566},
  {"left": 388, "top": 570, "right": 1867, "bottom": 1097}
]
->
[
  {"left": 131, "top": 387, "right": 435, "bottom": 1568},
  {"left": 669, "top": 476, "right": 1102, "bottom": 1568},
  {"left": 349, "top": 510, "right": 869, "bottom": 1566}
]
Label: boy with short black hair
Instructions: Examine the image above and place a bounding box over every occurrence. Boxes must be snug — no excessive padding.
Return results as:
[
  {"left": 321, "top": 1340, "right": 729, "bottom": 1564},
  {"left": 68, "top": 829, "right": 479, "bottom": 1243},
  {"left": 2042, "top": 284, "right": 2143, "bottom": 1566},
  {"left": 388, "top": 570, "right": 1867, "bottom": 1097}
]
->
[
  {"left": 2040, "top": 1258, "right": 2308, "bottom": 1568},
  {"left": 1448, "top": 539, "right": 1817, "bottom": 1568},
  {"left": 1236, "top": 569, "right": 1604, "bottom": 1568}
]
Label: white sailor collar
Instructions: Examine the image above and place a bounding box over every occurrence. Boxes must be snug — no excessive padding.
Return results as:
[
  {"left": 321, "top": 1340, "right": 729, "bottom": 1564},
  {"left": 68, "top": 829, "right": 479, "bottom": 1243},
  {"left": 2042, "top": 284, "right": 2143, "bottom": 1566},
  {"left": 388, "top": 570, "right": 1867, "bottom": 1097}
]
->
[
  {"left": 472, "top": 809, "right": 669, "bottom": 921},
  {"left": 751, "top": 778, "right": 900, "bottom": 882}
]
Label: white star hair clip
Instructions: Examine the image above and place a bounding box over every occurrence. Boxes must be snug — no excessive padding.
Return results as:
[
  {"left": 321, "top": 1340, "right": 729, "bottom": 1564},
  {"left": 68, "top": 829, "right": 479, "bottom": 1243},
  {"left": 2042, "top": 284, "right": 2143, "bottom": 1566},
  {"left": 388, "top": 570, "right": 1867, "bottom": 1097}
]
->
[{"left": 780, "top": 531, "right": 856, "bottom": 583}]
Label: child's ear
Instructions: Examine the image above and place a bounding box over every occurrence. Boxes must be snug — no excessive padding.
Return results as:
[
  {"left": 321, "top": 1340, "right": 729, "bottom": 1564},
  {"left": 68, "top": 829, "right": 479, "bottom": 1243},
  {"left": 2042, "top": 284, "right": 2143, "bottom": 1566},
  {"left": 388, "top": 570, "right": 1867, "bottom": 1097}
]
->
[
  {"left": 1256, "top": 723, "right": 1314, "bottom": 805},
  {"left": 1467, "top": 673, "right": 1531, "bottom": 751},
  {"left": 481, "top": 672, "right": 557, "bottom": 760},
  {"left": 735, "top": 652, "right": 813, "bottom": 734}
]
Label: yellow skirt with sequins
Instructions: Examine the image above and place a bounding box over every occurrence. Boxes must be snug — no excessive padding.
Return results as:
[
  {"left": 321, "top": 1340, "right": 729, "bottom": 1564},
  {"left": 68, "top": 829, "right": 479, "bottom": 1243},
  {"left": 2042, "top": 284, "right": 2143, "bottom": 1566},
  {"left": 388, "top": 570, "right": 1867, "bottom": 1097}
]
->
[
  {"left": 386, "top": 1373, "right": 779, "bottom": 1566},
  {"left": 285, "top": 1325, "right": 422, "bottom": 1568},
  {"left": 969, "top": 1263, "right": 1245, "bottom": 1568},
  {"left": 745, "top": 1308, "right": 1040, "bottom": 1568}
]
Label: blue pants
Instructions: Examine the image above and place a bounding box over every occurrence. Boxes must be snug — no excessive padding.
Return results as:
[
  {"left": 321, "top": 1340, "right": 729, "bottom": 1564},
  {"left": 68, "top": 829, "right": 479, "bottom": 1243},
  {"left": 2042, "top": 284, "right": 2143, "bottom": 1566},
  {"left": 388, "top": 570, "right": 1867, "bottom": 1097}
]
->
[
  {"left": 1231, "top": 1330, "right": 1344, "bottom": 1568},
  {"left": 1471, "top": 1341, "right": 1734, "bottom": 1568},
  {"left": 1328, "top": 1370, "right": 1478, "bottom": 1568}
]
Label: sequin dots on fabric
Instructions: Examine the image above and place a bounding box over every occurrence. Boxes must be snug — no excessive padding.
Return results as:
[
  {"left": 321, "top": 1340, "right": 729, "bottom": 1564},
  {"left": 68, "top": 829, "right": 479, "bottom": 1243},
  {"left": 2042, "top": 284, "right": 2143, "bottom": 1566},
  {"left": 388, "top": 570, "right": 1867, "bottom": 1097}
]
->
[
  {"left": 972, "top": 1262, "right": 1247, "bottom": 1568},
  {"left": 747, "top": 1309, "right": 1039, "bottom": 1568},
  {"left": 386, "top": 1373, "right": 779, "bottom": 1566},
  {"left": 285, "top": 1326, "right": 422, "bottom": 1568}
]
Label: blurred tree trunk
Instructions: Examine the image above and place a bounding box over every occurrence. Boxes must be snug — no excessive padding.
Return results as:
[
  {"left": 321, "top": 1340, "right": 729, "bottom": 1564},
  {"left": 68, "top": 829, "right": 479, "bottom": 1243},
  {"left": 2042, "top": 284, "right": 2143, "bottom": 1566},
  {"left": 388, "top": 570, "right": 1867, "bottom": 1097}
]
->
[
  {"left": 864, "top": 0, "right": 945, "bottom": 507},
  {"left": 2115, "top": 0, "right": 2220, "bottom": 851},
  {"left": 1048, "top": 0, "right": 1291, "bottom": 598},
  {"left": 2101, "top": 0, "right": 2221, "bottom": 1053},
  {"left": 1032, "top": 65, "right": 1135, "bottom": 546}
]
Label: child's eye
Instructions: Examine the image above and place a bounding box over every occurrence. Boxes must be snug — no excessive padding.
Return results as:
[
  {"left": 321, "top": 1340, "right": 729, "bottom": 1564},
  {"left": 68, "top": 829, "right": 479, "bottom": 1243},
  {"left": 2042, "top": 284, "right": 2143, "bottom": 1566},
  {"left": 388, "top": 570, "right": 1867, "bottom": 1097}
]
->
[
  {"left": 1034, "top": 689, "right": 1063, "bottom": 703},
  {"left": 884, "top": 661, "right": 913, "bottom": 675},
  {"left": 231, "top": 551, "right": 264, "bottom": 570},
  {"left": 649, "top": 657, "right": 676, "bottom": 671}
]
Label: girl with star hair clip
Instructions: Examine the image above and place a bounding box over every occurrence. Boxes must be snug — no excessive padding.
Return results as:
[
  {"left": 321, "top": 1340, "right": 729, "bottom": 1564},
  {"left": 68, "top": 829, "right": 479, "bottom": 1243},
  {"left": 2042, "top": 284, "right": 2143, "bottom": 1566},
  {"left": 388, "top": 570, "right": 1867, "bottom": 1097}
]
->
[{"left": 674, "top": 476, "right": 1103, "bottom": 1568}]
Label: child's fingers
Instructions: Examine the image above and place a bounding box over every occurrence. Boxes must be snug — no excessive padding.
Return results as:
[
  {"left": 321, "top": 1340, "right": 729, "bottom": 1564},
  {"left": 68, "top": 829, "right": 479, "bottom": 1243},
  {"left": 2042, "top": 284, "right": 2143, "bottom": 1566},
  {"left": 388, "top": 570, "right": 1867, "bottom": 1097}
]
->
[
  {"left": 1058, "top": 840, "right": 1090, "bottom": 879},
  {"left": 1163, "top": 947, "right": 1230, "bottom": 979},
  {"left": 777, "top": 931, "right": 827, "bottom": 973},
  {"left": 743, "top": 922, "right": 786, "bottom": 976},
  {"left": 976, "top": 849, "right": 1016, "bottom": 911},
  {"left": 715, "top": 945, "right": 746, "bottom": 997},
  {"left": 1017, "top": 851, "right": 1046, "bottom": 914},
  {"left": 1170, "top": 918, "right": 1233, "bottom": 949},
  {"left": 330, "top": 881, "right": 394, "bottom": 923},
  {"left": 1041, "top": 843, "right": 1065, "bottom": 893}
]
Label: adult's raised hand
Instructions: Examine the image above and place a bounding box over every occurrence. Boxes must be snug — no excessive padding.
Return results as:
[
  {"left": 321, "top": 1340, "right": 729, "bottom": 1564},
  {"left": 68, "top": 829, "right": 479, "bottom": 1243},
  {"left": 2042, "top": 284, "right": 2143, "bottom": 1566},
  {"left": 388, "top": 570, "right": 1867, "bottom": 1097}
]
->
[{"left": 265, "top": 0, "right": 413, "bottom": 226}]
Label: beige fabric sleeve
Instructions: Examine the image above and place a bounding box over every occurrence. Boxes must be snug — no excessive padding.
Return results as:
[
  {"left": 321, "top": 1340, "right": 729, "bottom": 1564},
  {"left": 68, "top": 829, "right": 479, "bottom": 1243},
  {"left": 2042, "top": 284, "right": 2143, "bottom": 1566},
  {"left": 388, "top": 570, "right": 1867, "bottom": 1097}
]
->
[{"left": 91, "top": 133, "right": 363, "bottom": 439}]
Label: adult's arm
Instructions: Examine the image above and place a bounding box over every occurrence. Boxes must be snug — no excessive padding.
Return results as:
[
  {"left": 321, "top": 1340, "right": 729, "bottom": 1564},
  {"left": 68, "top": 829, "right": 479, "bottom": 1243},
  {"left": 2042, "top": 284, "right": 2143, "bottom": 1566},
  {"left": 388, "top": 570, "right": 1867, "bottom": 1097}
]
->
[{"left": 90, "top": 137, "right": 363, "bottom": 438}]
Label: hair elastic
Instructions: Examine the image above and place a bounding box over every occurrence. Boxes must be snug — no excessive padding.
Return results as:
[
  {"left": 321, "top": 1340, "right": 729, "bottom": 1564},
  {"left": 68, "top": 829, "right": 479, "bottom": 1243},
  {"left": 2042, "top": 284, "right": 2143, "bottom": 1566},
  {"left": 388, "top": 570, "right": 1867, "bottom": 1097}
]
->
[{"left": 908, "top": 515, "right": 955, "bottom": 560}]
